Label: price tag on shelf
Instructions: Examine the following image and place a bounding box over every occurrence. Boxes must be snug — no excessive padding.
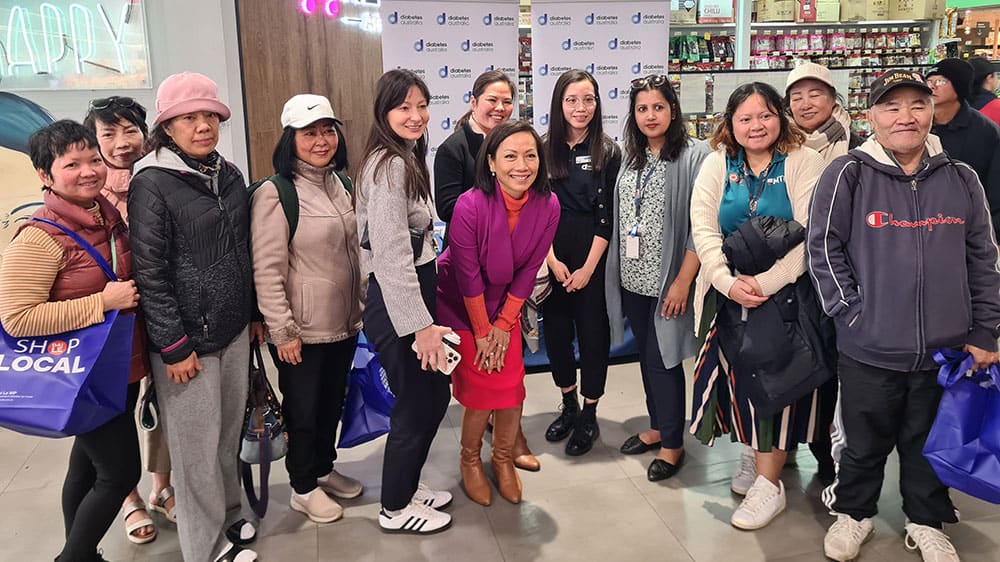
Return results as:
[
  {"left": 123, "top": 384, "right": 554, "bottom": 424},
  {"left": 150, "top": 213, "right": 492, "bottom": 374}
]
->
[{"left": 704, "top": 32, "right": 711, "bottom": 40}]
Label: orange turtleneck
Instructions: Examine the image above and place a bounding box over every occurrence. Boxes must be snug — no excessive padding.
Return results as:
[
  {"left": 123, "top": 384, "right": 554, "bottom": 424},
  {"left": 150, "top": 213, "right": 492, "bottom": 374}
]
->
[{"left": 461, "top": 188, "right": 530, "bottom": 338}]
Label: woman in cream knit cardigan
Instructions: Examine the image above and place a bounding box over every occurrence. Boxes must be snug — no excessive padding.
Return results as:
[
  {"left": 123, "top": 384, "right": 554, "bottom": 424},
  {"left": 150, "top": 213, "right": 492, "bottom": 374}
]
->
[{"left": 689, "top": 82, "right": 825, "bottom": 532}]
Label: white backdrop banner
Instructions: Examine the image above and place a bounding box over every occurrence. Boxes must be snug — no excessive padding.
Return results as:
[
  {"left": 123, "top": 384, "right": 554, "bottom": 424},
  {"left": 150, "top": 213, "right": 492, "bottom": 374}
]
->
[
  {"left": 531, "top": 1, "right": 670, "bottom": 140},
  {"left": 380, "top": 1, "right": 519, "bottom": 163}
]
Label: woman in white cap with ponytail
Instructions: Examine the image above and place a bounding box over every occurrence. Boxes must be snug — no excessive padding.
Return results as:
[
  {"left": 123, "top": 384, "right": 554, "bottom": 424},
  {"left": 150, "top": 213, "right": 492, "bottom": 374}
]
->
[
  {"left": 129, "top": 72, "right": 263, "bottom": 562},
  {"left": 250, "top": 94, "right": 364, "bottom": 524}
]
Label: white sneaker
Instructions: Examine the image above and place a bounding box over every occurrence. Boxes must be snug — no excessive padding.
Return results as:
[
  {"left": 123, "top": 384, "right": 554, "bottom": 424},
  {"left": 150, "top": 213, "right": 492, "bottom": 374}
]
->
[
  {"left": 731, "top": 445, "right": 757, "bottom": 495},
  {"left": 411, "top": 482, "right": 453, "bottom": 509},
  {"left": 730, "top": 475, "right": 786, "bottom": 530},
  {"left": 290, "top": 489, "right": 344, "bottom": 523},
  {"left": 317, "top": 469, "right": 363, "bottom": 499},
  {"left": 824, "top": 513, "right": 875, "bottom": 561},
  {"left": 904, "top": 521, "right": 960, "bottom": 562},
  {"left": 378, "top": 499, "right": 452, "bottom": 534}
]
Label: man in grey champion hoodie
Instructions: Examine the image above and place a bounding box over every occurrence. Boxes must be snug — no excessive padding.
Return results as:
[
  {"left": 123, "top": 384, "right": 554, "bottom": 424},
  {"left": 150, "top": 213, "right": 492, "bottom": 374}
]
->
[{"left": 807, "top": 70, "right": 1000, "bottom": 562}]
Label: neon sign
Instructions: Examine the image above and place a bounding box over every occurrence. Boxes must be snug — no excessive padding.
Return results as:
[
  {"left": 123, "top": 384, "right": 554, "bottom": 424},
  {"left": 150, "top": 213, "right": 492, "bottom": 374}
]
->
[
  {"left": 297, "top": 0, "right": 381, "bottom": 33},
  {"left": 0, "top": 1, "right": 151, "bottom": 90}
]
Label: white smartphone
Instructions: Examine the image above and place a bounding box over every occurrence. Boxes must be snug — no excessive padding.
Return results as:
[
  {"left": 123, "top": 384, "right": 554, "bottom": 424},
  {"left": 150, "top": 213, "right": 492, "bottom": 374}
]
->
[{"left": 412, "top": 332, "right": 462, "bottom": 375}]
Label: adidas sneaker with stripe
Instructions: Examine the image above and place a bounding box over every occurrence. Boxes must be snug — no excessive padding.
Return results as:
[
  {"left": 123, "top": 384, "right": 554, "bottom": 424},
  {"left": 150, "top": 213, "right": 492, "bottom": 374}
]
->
[
  {"left": 378, "top": 500, "right": 452, "bottom": 534},
  {"left": 412, "top": 482, "right": 453, "bottom": 509}
]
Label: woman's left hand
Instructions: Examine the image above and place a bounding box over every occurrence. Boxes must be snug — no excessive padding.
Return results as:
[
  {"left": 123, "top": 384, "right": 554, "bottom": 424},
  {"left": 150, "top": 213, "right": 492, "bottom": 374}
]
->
[
  {"left": 563, "top": 266, "right": 594, "bottom": 293},
  {"left": 661, "top": 281, "right": 691, "bottom": 319},
  {"left": 736, "top": 274, "right": 764, "bottom": 298},
  {"left": 249, "top": 321, "right": 266, "bottom": 344}
]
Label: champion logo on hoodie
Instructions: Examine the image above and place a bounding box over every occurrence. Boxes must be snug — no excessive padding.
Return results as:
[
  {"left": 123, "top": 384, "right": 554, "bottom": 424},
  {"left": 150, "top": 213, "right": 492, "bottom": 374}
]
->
[{"left": 866, "top": 211, "right": 965, "bottom": 232}]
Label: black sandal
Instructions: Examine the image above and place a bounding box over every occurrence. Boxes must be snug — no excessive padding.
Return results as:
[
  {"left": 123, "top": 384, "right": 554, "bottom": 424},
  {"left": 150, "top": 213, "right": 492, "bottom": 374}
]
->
[
  {"left": 214, "top": 543, "right": 257, "bottom": 562},
  {"left": 224, "top": 519, "right": 256, "bottom": 545}
]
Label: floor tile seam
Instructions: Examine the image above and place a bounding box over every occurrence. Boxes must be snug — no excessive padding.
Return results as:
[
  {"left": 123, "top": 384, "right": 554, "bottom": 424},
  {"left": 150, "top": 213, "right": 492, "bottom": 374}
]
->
[
  {"left": 0, "top": 439, "right": 41, "bottom": 495},
  {"left": 630, "top": 476, "right": 698, "bottom": 562}
]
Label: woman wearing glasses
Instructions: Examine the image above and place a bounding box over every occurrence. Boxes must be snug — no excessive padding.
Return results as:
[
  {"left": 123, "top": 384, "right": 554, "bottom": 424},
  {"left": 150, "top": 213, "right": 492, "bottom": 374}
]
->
[
  {"left": 250, "top": 94, "right": 363, "bottom": 524},
  {"left": 606, "top": 74, "right": 709, "bottom": 481},
  {"left": 689, "top": 82, "right": 825, "bottom": 530},
  {"left": 541, "top": 70, "right": 621, "bottom": 456},
  {"left": 433, "top": 69, "right": 541, "bottom": 473},
  {"left": 83, "top": 96, "right": 177, "bottom": 545}
]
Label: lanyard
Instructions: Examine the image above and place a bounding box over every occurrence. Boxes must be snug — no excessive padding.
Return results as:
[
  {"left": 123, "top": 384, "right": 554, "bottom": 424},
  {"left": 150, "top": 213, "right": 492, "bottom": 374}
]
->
[
  {"left": 631, "top": 163, "right": 659, "bottom": 235},
  {"left": 745, "top": 160, "right": 772, "bottom": 216}
]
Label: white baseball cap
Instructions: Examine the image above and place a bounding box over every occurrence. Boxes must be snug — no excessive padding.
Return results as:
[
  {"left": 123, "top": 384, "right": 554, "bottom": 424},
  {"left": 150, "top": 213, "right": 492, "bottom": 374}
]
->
[
  {"left": 280, "top": 94, "right": 338, "bottom": 129},
  {"left": 785, "top": 61, "right": 835, "bottom": 94}
]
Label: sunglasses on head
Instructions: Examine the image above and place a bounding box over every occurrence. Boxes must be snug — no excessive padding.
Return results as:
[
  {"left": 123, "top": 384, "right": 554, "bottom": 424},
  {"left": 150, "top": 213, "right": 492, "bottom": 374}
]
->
[
  {"left": 630, "top": 75, "right": 668, "bottom": 90},
  {"left": 88, "top": 96, "right": 136, "bottom": 111}
]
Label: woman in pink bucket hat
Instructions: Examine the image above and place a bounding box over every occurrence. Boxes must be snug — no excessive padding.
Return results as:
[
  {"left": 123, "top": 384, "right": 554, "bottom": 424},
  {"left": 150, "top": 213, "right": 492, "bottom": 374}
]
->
[{"left": 128, "top": 72, "right": 262, "bottom": 562}]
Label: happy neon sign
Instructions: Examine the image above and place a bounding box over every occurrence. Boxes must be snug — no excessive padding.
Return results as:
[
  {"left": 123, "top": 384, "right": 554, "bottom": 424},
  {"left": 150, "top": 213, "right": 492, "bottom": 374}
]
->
[{"left": 298, "top": 0, "right": 380, "bottom": 18}]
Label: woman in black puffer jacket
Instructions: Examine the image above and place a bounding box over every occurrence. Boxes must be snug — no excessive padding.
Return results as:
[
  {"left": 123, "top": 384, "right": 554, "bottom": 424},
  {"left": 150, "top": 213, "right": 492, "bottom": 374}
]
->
[{"left": 128, "top": 72, "right": 262, "bottom": 562}]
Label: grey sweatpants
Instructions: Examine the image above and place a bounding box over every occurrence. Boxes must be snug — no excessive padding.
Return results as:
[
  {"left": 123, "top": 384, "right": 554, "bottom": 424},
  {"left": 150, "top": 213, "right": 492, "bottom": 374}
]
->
[{"left": 151, "top": 328, "right": 251, "bottom": 561}]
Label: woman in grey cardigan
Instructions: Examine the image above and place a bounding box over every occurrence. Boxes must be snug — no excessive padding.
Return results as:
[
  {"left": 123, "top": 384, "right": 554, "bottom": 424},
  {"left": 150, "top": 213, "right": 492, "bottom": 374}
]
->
[{"left": 605, "top": 75, "right": 709, "bottom": 482}]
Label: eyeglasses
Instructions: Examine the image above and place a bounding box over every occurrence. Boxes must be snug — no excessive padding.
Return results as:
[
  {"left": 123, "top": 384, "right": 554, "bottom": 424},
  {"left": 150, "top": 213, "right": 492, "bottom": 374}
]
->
[
  {"left": 88, "top": 96, "right": 136, "bottom": 111},
  {"left": 927, "top": 77, "right": 950, "bottom": 88},
  {"left": 563, "top": 96, "right": 598, "bottom": 109},
  {"left": 630, "top": 75, "right": 668, "bottom": 90}
]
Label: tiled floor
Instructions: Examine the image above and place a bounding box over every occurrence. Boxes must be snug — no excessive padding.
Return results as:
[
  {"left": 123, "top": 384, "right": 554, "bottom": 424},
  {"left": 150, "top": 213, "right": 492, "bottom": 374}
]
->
[{"left": 2, "top": 360, "right": 998, "bottom": 561}]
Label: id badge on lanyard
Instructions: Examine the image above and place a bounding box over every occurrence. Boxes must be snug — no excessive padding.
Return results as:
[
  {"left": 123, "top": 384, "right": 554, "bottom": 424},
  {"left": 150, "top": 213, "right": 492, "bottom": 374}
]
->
[{"left": 627, "top": 165, "right": 657, "bottom": 260}]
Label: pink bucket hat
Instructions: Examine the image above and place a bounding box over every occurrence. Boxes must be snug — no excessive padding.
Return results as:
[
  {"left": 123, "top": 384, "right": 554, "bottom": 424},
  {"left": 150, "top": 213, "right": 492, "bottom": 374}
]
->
[{"left": 153, "top": 72, "right": 232, "bottom": 125}]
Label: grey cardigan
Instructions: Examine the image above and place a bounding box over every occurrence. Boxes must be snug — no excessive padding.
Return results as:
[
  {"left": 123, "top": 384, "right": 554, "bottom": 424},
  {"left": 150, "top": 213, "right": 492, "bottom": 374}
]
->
[{"left": 605, "top": 138, "right": 710, "bottom": 367}]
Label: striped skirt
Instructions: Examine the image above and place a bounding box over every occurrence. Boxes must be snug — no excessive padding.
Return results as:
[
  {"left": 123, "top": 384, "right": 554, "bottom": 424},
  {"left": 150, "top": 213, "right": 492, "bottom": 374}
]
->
[{"left": 690, "top": 316, "right": 820, "bottom": 452}]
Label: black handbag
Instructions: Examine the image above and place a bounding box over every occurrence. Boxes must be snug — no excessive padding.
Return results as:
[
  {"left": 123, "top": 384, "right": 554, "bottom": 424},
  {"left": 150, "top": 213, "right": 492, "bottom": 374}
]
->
[{"left": 239, "top": 343, "right": 287, "bottom": 518}]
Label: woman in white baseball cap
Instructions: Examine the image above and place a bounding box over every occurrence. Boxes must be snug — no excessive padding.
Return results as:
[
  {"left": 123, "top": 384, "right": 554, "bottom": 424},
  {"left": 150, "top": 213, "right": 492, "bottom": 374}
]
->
[
  {"left": 784, "top": 61, "right": 863, "bottom": 165},
  {"left": 249, "top": 94, "right": 364, "bottom": 524}
]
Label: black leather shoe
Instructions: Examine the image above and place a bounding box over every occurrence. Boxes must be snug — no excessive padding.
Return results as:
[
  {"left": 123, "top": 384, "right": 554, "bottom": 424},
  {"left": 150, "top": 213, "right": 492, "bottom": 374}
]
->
[
  {"left": 620, "top": 434, "right": 661, "bottom": 455},
  {"left": 545, "top": 391, "right": 580, "bottom": 442},
  {"left": 647, "top": 452, "right": 685, "bottom": 482},
  {"left": 565, "top": 403, "right": 599, "bottom": 456}
]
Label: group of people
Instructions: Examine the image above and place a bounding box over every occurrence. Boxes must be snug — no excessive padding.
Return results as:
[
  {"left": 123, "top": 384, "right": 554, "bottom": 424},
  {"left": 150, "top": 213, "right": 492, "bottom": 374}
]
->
[{"left": 3, "top": 55, "right": 999, "bottom": 562}]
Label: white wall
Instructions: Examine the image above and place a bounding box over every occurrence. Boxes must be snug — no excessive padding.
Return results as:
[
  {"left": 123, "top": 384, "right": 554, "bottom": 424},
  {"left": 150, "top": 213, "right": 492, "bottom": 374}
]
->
[{"left": 8, "top": 0, "right": 249, "bottom": 176}]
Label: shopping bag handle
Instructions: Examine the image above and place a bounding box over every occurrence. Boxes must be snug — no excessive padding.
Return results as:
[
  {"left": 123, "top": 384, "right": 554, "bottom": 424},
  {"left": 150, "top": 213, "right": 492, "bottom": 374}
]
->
[
  {"left": 932, "top": 348, "right": 1000, "bottom": 390},
  {"left": 30, "top": 218, "right": 118, "bottom": 281}
]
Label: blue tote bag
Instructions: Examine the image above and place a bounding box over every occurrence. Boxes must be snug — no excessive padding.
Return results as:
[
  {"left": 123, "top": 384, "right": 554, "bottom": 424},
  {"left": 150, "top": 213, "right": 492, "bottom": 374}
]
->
[
  {"left": 0, "top": 218, "right": 134, "bottom": 438},
  {"left": 338, "top": 336, "right": 395, "bottom": 448},
  {"left": 924, "top": 349, "right": 1000, "bottom": 504}
]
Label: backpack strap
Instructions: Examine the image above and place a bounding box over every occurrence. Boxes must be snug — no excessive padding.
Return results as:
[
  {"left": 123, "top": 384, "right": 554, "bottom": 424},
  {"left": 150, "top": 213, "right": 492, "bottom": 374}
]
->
[
  {"left": 241, "top": 442, "right": 271, "bottom": 519},
  {"left": 249, "top": 174, "right": 299, "bottom": 241},
  {"left": 334, "top": 169, "right": 353, "bottom": 194}
]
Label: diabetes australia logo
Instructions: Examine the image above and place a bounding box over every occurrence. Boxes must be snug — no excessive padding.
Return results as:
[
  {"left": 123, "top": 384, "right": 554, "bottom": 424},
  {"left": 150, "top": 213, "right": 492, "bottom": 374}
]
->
[
  {"left": 461, "top": 39, "right": 495, "bottom": 53},
  {"left": 414, "top": 39, "right": 448, "bottom": 53},
  {"left": 439, "top": 66, "right": 473, "bottom": 79},
  {"left": 632, "top": 62, "right": 666, "bottom": 74},
  {"left": 608, "top": 37, "right": 643, "bottom": 51},
  {"left": 482, "top": 13, "right": 516, "bottom": 26},
  {"left": 537, "top": 13, "right": 571, "bottom": 26},
  {"left": 437, "top": 12, "right": 471, "bottom": 25},
  {"left": 562, "top": 38, "right": 595, "bottom": 51},
  {"left": 585, "top": 13, "right": 619, "bottom": 25},
  {"left": 632, "top": 11, "right": 668, "bottom": 24},
  {"left": 386, "top": 11, "right": 422, "bottom": 25}
]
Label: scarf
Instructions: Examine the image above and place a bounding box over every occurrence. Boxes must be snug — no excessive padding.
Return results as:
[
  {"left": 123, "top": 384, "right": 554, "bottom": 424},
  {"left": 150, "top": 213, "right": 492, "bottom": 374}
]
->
[
  {"left": 167, "top": 141, "right": 223, "bottom": 177},
  {"left": 803, "top": 105, "right": 851, "bottom": 164}
]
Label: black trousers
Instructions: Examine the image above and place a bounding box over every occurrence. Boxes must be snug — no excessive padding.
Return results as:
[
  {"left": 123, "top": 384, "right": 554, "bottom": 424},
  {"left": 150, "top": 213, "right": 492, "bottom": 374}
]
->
[
  {"left": 543, "top": 211, "right": 611, "bottom": 400},
  {"left": 809, "top": 375, "right": 838, "bottom": 463},
  {"left": 365, "top": 263, "right": 451, "bottom": 511},
  {"left": 830, "top": 354, "right": 957, "bottom": 527},
  {"left": 60, "top": 381, "right": 141, "bottom": 561},
  {"left": 621, "top": 290, "right": 686, "bottom": 449},
  {"left": 270, "top": 336, "right": 358, "bottom": 495}
]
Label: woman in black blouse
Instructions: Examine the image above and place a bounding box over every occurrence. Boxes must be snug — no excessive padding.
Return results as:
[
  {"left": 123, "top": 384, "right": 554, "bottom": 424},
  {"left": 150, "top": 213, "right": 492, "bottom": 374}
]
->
[{"left": 541, "top": 69, "right": 621, "bottom": 456}]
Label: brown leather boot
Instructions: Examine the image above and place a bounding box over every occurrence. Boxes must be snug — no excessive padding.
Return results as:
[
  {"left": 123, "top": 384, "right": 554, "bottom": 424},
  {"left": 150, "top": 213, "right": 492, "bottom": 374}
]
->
[
  {"left": 460, "top": 408, "right": 493, "bottom": 506},
  {"left": 513, "top": 424, "right": 541, "bottom": 472},
  {"left": 491, "top": 406, "right": 524, "bottom": 504}
]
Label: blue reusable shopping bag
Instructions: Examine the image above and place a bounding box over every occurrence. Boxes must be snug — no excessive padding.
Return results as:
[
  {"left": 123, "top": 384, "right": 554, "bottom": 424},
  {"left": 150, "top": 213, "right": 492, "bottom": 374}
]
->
[
  {"left": 0, "top": 218, "right": 133, "bottom": 438},
  {"left": 337, "top": 336, "right": 395, "bottom": 448},
  {"left": 924, "top": 349, "right": 1000, "bottom": 504}
]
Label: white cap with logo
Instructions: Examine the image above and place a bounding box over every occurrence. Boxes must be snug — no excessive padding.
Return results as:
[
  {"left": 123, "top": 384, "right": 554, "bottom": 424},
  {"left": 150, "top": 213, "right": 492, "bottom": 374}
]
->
[
  {"left": 785, "top": 61, "right": 835, "bottom": 94},
  {"left": 280, "top": 94, "right": 337, "bottom": 129}
]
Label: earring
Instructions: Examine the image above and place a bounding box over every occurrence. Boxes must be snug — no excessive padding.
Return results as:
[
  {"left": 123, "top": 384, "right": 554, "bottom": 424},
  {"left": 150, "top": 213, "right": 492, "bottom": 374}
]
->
[{"left": 491, "top": 170, "right": 496, "bottom": 177}]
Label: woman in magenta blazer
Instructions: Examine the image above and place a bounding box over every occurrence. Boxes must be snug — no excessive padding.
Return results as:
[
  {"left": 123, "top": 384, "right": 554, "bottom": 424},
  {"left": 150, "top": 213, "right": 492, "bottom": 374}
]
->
[{"left": 436, "top": 120, "right": 560, "bottom": 507}]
